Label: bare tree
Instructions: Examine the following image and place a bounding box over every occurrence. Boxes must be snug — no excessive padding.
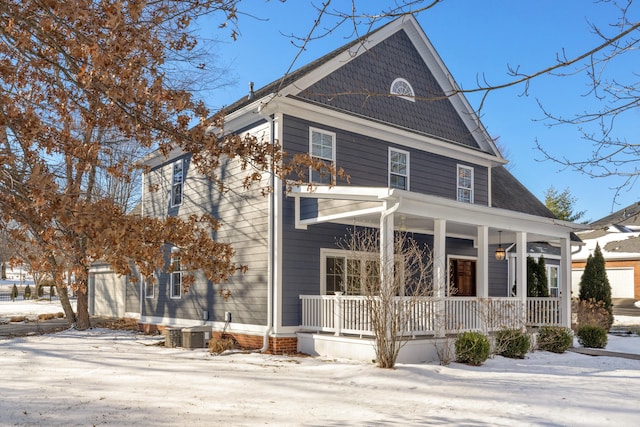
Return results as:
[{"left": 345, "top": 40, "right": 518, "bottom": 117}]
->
[{"left": 336, "top": 227, "right": 434, "bottom": 369}]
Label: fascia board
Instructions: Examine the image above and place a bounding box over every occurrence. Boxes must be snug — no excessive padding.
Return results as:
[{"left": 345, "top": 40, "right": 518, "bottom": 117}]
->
[
  {"left": 277, "top": 18, "right": 406, "bottom": 99},
  {"left": 276, "top": 96, "right": 505, "bottom": 167},
  {"left": 397, "top": 190, "right": 589, "bottom": 238}
]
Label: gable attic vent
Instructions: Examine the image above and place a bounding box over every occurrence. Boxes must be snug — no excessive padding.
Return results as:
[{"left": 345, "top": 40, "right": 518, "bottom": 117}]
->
[{"left": 390, "top": 78, "right": 415, "bottom": 102}]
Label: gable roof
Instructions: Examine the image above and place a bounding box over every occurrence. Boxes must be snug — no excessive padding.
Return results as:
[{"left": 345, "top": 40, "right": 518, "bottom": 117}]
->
[
  {"left": 589, "top": 201, "right": 640, "bottom": 229},
  {"left": 223, "top": 15, "right": 501, "bottom": 159}
]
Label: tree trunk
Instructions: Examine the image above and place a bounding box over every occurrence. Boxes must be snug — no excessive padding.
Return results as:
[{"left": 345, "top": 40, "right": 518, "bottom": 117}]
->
[
  {"left": 75, "top": 278, "right": 91, "bottom": 330},
  {"left": 56, "top": 282, "right": 77, "bottom": 327}
]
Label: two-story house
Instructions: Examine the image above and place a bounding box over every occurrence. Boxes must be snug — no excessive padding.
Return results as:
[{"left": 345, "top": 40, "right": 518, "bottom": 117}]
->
[{"left": 93, "top": 15, "right": 585, "bottom": 363}]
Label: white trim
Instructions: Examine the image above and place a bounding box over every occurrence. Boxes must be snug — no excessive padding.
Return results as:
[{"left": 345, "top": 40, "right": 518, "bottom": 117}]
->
[
  {"left": 274, "top": 113, "right": 285, "bottom": 334},
  {"left": 456, "top": 164, "right": 474, "bottom": 204},
  {"left": 446, "top": 254, "right": 478, "bottom": 296},
  {"left": 309, "top": 127, "right": 336, "bottom": 184},
  {"left": 390, "top": 78, "right": 415, "bottom": 102},
  {"left": 388, "top": 147, "right": 410, "bottom": 190},
  {"left": 170, "top": 271, "right": 182, "bottom": 299},
  {"left": 275, "top": 96, "right": 505, "bottom": 168},
  {"left": 143, "top": 276, "right": 155, "bottom": 299},
  {"left": 547, "top": 264, "right": 560, "bottom": 297},
  {"left": 170, "top": 158, "right": 184, "bottom": 207}
]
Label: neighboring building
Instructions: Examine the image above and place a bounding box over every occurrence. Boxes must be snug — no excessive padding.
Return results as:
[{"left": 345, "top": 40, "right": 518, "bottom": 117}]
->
[
  {"left": 572, "top": 202, "right": 640, "bottom": 300},
  {"left": 92, "top": 16, "right": 585, "bottom": 362}
]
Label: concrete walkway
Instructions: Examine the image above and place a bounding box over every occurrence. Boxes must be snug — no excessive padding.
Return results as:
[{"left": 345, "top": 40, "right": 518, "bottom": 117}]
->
[{"left": 568, "top": 347, "right": 640, "bottom": 360}]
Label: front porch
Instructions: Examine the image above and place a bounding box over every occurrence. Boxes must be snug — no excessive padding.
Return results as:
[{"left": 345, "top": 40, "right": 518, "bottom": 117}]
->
[
  {"left": 300, "top": 294, "right": 561, "bottom": 336},
  {"left": 298, "top": 294, "right": 562, "bottom": 363}
]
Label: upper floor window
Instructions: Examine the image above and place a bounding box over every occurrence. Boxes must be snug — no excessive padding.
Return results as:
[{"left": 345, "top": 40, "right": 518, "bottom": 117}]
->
[
  {"left": 170, "top": 251, "right": 182, "bottom": 299},
  {"left": 309, "top": 127, "right": 336, "bottom": 185},
  {"left": 389, "top": 147, "right": 409, "bottom": 190},
  {"left": 457, "top": 164, "right": 474, "bottom": 203},
  {"left": 171, "top": 159, "right": 184, "bottom": 207},
  {"left": 390, "top": 78, "right": 415, "bottom": 102}
]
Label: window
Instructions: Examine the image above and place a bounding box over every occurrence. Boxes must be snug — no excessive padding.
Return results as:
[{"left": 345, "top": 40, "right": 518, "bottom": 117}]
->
[
  {"left": 170, "top": 253, "right": 182, "bottom": 299},
  {"left": 309, "top": 128, "right": 336, "bottom": 184},
  {"left": 144, "top": 276, "right": 155, "bottom": 299},
  {"left": 389, "top": 148, "right": 409, "bottom": 190},
  {"left": 457, "top": 165, "right": 473, "bottom": 203},
  {"left": 322, "top": 250, "right": 401, "bottom": 296},
  {"left": 323, "top": 250, "right": 379, "bottom": 295},
  {"left": 390, "top": 78, "right": 415, "bottom": 102},
  {"left": 548, "top": 265, "right": 559, "bottom": 297},
  {"left": 171, "top": 159, "right": 184, "bottom": 207}
]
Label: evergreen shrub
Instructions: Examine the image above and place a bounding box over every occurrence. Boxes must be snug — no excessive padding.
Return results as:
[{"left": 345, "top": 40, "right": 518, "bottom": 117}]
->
[
  {"left": 455, "top": 331, "right": 490, "bottom": 366},
  {"left": 576, "top": 325, "right": 608, "bottom": 349},
  {"left": 495, "top": 329, "right": 530, "bottom": 359},
  {"left": 537, "top": 326, "right": 573, "bottom": 353},
  {"left": 24, "top": 285, "right": 31, "bottom": 300}
]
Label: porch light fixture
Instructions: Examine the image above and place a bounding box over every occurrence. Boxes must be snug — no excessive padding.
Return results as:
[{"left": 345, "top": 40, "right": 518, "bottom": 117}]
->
[{"left": 495, "top": 231, "right": 506, "bottom": 261}]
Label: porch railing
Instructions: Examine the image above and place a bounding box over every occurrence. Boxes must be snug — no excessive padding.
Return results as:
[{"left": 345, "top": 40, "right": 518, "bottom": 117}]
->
[{"left": 300, "top": 295, "right": 562, "bottom": 337}]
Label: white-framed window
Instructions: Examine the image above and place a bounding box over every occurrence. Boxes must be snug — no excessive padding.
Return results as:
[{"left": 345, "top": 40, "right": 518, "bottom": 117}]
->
[
  {"left": 390, "top": 78, "right": 415, "bottom": 102},
  {"left": 144, "top": 275, "right": 155, "bottom": 299},
  {"left": 170, "top": 252, "right": 182, "bottom": 299},
  {"left": 171, "top": 159, "right": 184, "bottom": 207},
  {"left": 321, "top": 249, "right": 406, "bottom": 296},
  {"left": 321, "top": 249, "right": 379, "bottom": 296},
  {"left": 457, "top": 164, "right": 474, "bottom": 203},
  {"left": 548, "top": 265, "right": 559, "bottom": 297},
  {"left": 309, "top": 127, "right": 336, "bottom": 184},
  {"left": 389, "top": 147, "right": 409, "bottom": 190}
]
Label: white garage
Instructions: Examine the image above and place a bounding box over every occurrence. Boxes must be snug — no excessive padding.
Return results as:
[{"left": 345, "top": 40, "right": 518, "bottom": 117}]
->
[
  {"left": 572, "top": 267, "right": 635, "bottom": 299},
  {"left": 89, "top": 271, "right": 126, "bottom": 318}
]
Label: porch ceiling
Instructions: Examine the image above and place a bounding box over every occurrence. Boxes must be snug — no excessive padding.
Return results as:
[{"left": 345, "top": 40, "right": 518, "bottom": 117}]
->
[{"left": 290, "top": 186, "right": 588, "bottom": 244}]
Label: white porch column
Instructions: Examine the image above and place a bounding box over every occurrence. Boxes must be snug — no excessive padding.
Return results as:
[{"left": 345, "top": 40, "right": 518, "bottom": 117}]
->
[
  {"left": 434, "top": 219, "right": 446, "bottom": 337},
  {"left": 379, "top": 206, "right": 395, "bottom": 289},
  {"left": 560, "top": 237, "right": 572, "bottom": 328},
  {"left": 477, "top": 225, "right": 489, "bottom": 298},
  {"left": 516, "top": 231, "right": 527, "bottom": 324}
]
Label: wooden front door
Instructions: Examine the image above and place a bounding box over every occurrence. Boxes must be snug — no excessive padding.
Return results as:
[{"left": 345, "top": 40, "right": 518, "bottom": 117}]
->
[{"left": 450, "top": 259, "right": 476, "bottom": 296}]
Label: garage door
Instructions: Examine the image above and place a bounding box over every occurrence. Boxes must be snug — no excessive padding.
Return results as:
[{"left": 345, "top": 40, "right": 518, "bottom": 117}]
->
[{"left": 572, "top": 267, "right": 634, "bottom": 299}]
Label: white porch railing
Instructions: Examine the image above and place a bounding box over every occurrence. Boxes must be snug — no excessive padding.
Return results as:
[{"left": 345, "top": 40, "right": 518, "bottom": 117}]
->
[{"left": 300, "top": 295, "right": 562, "bottom": 337}]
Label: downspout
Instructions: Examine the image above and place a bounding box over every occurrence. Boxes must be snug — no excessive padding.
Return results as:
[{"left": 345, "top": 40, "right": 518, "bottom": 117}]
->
[{"left": 260, "top": 109, "right": 275, "bottom": 353}]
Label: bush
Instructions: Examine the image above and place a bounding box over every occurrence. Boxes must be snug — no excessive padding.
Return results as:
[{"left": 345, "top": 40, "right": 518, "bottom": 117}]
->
[
  {"left": 537, "top": 326, "right": 573, "bottom": 353},
  {"left": 576, "top": 325, "right": 608, "bottom": 348},
  {"left": 24, "top": 285, "right": 31, "bottom": 300},
  {"left": 455, "top": 331, "right": 490, "bottom": 366},
  {"left": 208, "top": 334, "right": 235, "bottom": 354},
  {"left": 10, "top": 284, "right": 18, "bottom": 301},
  {"left": 495, "top": 329, "right": 531, "bottom": 359}
]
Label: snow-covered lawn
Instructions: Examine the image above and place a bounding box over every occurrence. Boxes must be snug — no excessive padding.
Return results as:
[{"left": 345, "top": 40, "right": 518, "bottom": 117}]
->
[
  {"left": 1, "top": 301, "right": 639, "bottom": 426},
  {"left": 0, "top": 299, "right": 73, "bottom": 322}
]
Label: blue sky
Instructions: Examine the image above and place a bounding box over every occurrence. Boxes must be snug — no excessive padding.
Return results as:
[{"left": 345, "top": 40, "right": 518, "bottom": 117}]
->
[{"left": 198, "top": 0, "right": 639, "bottom": 222}]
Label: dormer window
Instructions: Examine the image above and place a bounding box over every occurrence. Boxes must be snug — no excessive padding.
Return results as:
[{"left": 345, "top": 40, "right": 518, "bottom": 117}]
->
[{"left": 390, "top": 78, "right": 415, "bottom": 102}]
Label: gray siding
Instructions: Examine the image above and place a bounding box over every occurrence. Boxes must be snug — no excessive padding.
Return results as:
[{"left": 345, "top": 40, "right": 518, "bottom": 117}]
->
[
  {"left": 300, "top": 29, "right": 481, "bottom": 150},
  {"left": 143, "top": 122, "right": 271, "bottom": 325},
  {"left": 125, "top": 275, "right": 140, "bottom": 314},
  {"left": 283, "top": 115, "right": 488, "bottom": 205}
]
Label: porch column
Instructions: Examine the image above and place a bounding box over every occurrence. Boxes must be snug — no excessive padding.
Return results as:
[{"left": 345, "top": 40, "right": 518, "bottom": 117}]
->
[
  {"left": 477, "top": 225, "right": 489, "bottom": 298},
  {"left": 434, "top": 219, "right": 446, "bottom": 337},
  {"left": 516, "top": 231, "right": 527, "bottom": 325},
  {"left": 560, "top": 236, "right": 572, "bottom": 328},
  {"left": 379, "top": 206, "right": 395, "bottom": 289}
]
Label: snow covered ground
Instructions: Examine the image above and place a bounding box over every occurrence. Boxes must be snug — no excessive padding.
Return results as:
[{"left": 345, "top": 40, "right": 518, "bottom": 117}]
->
[{"left": 1, "top": 301, "right": 639, "bottom": 426}]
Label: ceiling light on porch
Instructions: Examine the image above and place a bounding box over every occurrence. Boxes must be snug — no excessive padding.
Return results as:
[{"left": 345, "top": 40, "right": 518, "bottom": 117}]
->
[{"left": 495, "top": 231, "right": 506, "bottom": 261}]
